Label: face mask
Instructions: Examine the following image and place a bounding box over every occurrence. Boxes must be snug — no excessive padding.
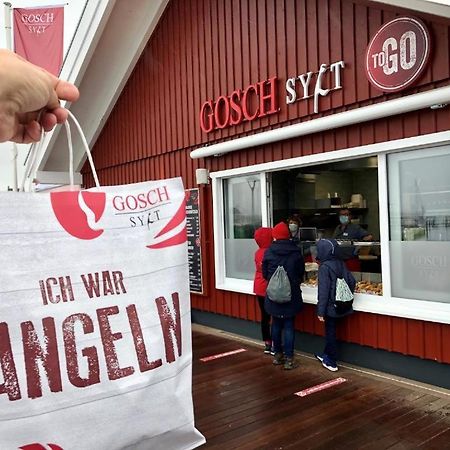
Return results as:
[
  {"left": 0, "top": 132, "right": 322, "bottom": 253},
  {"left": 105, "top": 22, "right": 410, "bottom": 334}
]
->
[
  {"left": 288, "top": 223, "right": 299, "bottom": 233},
  {"left": 339, "top": 215, "right": 349, "bottom": 225}
]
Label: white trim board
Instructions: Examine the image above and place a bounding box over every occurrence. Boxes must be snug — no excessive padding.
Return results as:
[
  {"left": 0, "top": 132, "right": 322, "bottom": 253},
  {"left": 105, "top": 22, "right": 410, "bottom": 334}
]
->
[
  {"left": 214, "top": 280, "right": 450, "bottom": 324},
  {"left": 209, "top": 131, "right": 450, "bottom": 179},
  {"left": 39, "top": 0, "right": 169, "bottom": 174},
  {"left": 372, "top": 0, "right": 450, "bottom": 19}
]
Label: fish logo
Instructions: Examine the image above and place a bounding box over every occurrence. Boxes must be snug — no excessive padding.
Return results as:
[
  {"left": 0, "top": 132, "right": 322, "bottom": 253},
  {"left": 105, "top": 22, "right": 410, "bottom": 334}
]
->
[
  {"left": 147, "top": 196, "right": 187, "bottom": 249},
  {"left": 19, "top": 444, "right": 64, "bottom": 450},
  {"left": 50, "top": 191, "right": 106, "bottom": 240}
]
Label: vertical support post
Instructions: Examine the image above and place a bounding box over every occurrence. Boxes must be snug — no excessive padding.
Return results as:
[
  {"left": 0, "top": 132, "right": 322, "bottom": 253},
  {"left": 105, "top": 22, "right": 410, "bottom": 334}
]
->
[
  {"left": 4, "top": 2, "right": 18, "bottom": 192},
  {"left": 3, "top": 2, "right": 12, "bottom": 50},
  {"left": 11, "top": 144, "right": 18, "bottom": 192}
]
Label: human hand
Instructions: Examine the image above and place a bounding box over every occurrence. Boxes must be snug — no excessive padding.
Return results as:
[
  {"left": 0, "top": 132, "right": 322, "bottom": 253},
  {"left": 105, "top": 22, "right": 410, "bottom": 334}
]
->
[
  {"left": 0, "top": 49, "right": 79, "bottom": 143},
  {"left": 318, "top": 316, "right": 324, "bottom": 322}
]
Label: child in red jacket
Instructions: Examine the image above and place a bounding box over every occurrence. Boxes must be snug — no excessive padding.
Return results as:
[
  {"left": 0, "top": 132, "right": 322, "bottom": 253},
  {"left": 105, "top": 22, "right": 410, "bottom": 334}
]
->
[{"left": 253, "top": 227, "right": 273, "bottom": 354}]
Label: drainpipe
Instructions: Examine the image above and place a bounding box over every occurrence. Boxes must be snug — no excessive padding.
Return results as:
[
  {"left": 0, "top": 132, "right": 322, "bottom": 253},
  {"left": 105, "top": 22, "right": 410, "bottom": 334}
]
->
[{"left": 190, "top": 85, "right": 450, "bottom": 159}]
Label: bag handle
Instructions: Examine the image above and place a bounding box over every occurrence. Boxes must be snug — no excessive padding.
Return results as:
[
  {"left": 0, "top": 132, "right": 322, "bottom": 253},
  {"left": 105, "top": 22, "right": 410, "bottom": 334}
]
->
[
  {"left": 66, "top": 110, "right": 100, "bottom": 189},
  {"left": 20, "top": 111, "right": 100, "bottom": 192},
  {"left": 64, "top": 120, "right": 74, "bottom": 186}
]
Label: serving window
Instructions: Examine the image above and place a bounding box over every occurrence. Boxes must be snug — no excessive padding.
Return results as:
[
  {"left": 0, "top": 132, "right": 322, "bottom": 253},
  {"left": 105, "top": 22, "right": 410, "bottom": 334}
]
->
[
  {"left": 211, "top": 137, "right": 450, "bottom": 323},
  {"left": 271, "top": 157, "right": 382, "bottom": 296}
]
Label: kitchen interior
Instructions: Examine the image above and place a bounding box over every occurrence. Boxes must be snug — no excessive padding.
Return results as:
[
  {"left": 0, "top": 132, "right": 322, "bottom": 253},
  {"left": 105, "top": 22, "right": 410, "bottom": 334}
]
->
[{"left": 271, "top": 156, "right": 383, "bottom": 295}]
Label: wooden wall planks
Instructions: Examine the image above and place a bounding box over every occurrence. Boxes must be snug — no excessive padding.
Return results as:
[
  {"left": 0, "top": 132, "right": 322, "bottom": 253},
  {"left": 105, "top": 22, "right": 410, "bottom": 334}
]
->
[{"left": 85, "top": 0, "right": 450, "bottom": 364}]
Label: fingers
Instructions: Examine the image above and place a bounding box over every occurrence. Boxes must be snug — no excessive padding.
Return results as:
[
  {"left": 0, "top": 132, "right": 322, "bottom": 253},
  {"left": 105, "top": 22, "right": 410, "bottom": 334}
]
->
[
  {"left": 54, "top": 79, "right": 80, "bottom": 103},
  {"left": 0, "top": 49, "right": 80, "bottom": 143},
  {"left": 44, "top": 79, "right": 79, "bottom": 124},
  {"left": 35, "top": 77, "right": 77, "bottom": 131},
  {"left": 10, "top": 120, "right": 41, "bottom": 144},
  {"left": 51, "top": 107, "right": 69, "bottom": 124},
  {"left": 38, "top": 66, "right": 79, "bottom": 115},
  {"left": 33, "top": 63, "right": 79, "bottom": 106},
  {"left": 24, "top": 121, "right": 42, "bottom": 142},
  {"left": 40, "top": 111, "right": 58, "bottom": 130},
  {"left": 13, "top": 105, "right": 69, "bottom": 143},
  {"left": 14, "top": 110, "right": 56, "bottom": 142},
  {"left": 15, "top": 108, "right": 68, "bottom": 142}
]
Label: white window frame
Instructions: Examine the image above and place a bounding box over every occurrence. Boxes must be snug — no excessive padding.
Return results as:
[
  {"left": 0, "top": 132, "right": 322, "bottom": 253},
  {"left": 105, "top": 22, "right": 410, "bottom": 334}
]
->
[
  {"left": 212, "top": 172, "right": 268, "bottom": 293},
  {"left": 210, "top": 130, "right": 450, "bottom": 324}
]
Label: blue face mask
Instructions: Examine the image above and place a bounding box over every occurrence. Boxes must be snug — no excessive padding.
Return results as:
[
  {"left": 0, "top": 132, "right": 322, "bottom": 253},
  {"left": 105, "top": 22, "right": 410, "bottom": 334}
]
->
[
  {"left": 339, "top": 215, "right": 349, "bottom": 225},
  {"left": 288, "top": 223, "right": 299, "bottom": 233}
]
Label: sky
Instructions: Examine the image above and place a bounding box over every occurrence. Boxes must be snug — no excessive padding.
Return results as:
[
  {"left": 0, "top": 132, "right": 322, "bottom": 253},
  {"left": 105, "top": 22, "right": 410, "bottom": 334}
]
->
[
  {"left": 0, "top": 0, "right": 88, "bottom": 191},
  {"left": 431, "top": 0, "right": 450, "bottom": 5}
]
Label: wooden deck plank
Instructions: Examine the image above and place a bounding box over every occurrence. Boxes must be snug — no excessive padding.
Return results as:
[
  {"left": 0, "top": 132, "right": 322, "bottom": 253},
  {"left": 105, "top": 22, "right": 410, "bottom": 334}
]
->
[
  {"left": 192, "top": 326, "right": 450, "bottom": 449},
  {"left": 418, "top": 427, "right": 450, "bottom": 448},
  {"left": 330, "top": 393, "right": 449, "bottom": 449},
  {"left": 226, "top": 385, "right": 403, "bottom": 450}
]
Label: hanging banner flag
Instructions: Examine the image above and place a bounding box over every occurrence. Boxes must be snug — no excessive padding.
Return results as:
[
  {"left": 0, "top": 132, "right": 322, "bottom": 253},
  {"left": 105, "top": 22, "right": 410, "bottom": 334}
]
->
[{"left": 13, "top": 6, "right": 64, "bottom": 76}]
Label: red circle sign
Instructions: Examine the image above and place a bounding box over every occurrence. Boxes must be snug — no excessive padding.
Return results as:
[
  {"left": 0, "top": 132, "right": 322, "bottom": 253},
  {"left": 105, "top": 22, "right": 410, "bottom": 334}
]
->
[{"left": 365, "top": 17, "right": 431, "bottom": 92}]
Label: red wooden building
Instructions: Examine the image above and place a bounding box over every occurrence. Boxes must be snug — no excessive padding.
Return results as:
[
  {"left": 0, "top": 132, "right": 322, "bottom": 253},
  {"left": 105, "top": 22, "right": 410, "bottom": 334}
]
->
[{"left": 42, "top": 0, "right": 450, "bottom": 387}]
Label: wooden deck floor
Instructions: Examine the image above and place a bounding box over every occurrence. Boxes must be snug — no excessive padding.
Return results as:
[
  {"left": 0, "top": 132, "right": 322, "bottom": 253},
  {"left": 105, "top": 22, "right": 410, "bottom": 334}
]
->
[{"left": 192, "top": 325, "right": 450, "bottom": 449}]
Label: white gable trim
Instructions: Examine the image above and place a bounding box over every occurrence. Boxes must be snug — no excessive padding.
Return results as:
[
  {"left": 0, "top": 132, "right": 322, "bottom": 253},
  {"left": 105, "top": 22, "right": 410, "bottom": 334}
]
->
[
  {"left": 39, "top": 0, "right": 169, "bottom": 174},
  {"left": 373, "top": 0, "right": 450, "bottom": 19}
]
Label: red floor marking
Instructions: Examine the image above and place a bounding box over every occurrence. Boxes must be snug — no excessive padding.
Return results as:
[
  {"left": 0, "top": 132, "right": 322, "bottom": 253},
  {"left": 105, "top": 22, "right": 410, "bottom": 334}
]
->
[
  {"left": 294, "top": 377, "right": 347, "bottom": 397},
  {"left": 200, "top": 348, "right": 247, "bottom": 362}
]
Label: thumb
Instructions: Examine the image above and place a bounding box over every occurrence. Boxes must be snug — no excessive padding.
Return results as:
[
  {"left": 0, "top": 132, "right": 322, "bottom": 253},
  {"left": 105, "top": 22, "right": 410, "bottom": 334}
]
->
[
  {"left": 45, "top": 78, "right": 80, "bottom": 111},
  {"left": 53, "top": 79, "right": 80, "bottom": 104}
]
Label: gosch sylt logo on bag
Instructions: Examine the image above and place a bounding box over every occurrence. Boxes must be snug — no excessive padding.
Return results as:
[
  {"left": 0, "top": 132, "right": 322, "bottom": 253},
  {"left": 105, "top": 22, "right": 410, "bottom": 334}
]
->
[
  {"left": 19, "top": 444, "right": 63, "bottom": 450},
  {"left": 50, "top": 191, "right": 106, "bottom": 240},
  {"left": 147, "top": 193, "right": 187, "bottom": 249}
]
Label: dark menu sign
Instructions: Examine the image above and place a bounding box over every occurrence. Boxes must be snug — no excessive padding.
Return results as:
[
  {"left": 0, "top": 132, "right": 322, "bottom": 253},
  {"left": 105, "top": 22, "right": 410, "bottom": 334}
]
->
[{"left": 186, "top": 189, "right": 203, "bottom": 293}]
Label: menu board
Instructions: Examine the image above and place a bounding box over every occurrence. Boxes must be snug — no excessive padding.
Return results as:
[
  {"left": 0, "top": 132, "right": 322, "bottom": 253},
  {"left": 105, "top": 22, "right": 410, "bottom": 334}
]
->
[{"left": 186, "top": 188, "right": 203, "bottom": 293}]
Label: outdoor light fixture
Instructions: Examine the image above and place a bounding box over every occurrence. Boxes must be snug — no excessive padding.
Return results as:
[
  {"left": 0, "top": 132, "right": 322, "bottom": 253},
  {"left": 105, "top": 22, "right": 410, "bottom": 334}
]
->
[{"left": 195, "top": 168, "right": 210, "bottom": 185}]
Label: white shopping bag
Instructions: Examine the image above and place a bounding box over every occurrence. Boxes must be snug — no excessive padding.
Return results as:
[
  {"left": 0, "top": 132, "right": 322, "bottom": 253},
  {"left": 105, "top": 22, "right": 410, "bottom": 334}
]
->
[{"left": 0, "top": 178, "right": 205, "bottom": 450}]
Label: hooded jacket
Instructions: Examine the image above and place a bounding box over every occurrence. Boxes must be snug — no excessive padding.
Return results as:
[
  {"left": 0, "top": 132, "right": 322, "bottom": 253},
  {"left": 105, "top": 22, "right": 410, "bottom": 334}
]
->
[
  {"left": 262, "top": 239, "right": 304, "bottom": 317},
  {"left": 316, "top": 239, "right": 356, "bottom": 318},
  {"left": 253, "top": 227, "right": 273, "bottom": 296}
]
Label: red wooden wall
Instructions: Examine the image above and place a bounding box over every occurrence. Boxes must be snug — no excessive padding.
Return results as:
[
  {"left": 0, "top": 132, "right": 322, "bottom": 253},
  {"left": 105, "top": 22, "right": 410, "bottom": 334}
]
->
[{"left": 84, "top": 0, "right": 450, "bottom": 364}]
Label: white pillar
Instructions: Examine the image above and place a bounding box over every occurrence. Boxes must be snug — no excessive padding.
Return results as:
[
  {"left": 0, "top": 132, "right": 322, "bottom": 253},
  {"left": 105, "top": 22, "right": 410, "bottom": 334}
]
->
[
  {"left": 11, "top": 144, "right": 18, "bottom": 191},
  {"left": 3, "top": 2, "right": 12, "bottom": 50},
  {"left": 3, "top": 2, "right": 18, "bottom": 192}
]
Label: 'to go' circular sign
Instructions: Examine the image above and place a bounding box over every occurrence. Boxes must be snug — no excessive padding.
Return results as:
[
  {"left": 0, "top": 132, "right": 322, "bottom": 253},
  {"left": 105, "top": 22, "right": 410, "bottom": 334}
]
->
[{"left": 365, "top": 17, "right": 431, "bottom": 92}]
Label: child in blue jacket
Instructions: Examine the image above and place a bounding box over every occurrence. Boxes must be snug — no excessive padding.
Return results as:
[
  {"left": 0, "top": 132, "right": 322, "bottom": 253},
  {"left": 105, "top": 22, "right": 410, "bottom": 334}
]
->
[{"left": 315, "top": 238, "right": 356, "bottom": 371}]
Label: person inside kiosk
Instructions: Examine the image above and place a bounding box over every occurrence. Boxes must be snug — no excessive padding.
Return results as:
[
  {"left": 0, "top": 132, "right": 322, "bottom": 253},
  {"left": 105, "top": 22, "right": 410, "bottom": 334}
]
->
[
  {"left": 333, "top": 208, "right": 373, "bottom": 272},
  {"left": 287, "top": 215, "right": 302, "bottom": 243}
]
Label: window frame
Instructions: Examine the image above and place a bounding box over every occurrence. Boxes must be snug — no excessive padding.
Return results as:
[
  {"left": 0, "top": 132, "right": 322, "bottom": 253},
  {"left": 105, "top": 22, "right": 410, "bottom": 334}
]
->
[
  {"left": 387, "top": 145, "right": 450, "bottom": 304},
  {"left": 213, "top": 172, "right": 268, "bottom": 293},
  {"left": 210, "top": 131, "right": 450, "bottom": 324}
]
